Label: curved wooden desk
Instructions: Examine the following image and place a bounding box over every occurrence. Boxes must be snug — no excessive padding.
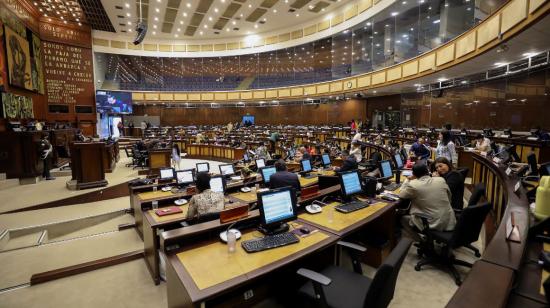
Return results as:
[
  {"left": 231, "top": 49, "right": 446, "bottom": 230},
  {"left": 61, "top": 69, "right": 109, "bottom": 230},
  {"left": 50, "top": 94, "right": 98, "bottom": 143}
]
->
[{"left": 447, "top": 153, "right": 531, "bottom": 308}]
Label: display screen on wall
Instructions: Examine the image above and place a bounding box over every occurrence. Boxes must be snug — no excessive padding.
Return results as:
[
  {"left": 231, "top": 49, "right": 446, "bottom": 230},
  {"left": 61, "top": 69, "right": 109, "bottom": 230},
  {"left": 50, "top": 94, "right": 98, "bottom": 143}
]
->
[
  {"left": 4, "top": 26, "right": 32, "bottom": 90},
  {"left": 242, "top": 115, "right": 255, "bottom": 125},
  {"left": 96, "top": 90, "right": 133, "bottom": 114}
]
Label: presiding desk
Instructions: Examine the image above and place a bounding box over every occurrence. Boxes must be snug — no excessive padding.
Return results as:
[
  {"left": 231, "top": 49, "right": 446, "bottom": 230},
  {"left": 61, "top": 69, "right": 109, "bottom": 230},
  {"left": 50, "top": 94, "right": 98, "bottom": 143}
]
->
[{"left": 162, "top": 195, "right": 396, "bottom": 307}]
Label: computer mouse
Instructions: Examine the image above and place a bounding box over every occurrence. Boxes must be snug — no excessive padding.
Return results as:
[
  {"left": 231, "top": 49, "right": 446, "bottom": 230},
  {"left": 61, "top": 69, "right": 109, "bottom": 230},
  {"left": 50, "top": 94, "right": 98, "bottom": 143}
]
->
[
  {"left": 300, "top": 227, "right": 311, "bottom": 234},
  {"left": 241, "top": 187, "right": 251, "bottom": 193}
]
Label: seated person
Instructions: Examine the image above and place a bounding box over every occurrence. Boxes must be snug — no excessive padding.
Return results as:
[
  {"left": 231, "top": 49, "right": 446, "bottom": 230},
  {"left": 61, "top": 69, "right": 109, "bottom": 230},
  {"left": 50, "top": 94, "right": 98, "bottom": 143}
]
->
[
  {"left": 334, "top": 150, "right": 358, "bottom": 173},
  {"left": 269, "top": 159, "right": 301, "bottom": 192},
  {"left": 255, "top": 142, "right": 272, "bottom": 160},
  {"left": 398, "top": 164, "right": 456, "bottom": 241},
  {"left": 295, "top": 146, "right": 311, "bottom": 162},
  {"left": 432, "top": 157, "right": 464, "bottom": 211},
  {"left": 350, "top": 141, "right": 363, "bottom": 163},
  {"left": 409, "top": 136, "right": 431, "bottom": 164},
  {"left": 186, "top": 172, "right": 225, "bottom": 220},
  {"left": 474, "top": 133, "right": 491, "bottom": 152}
]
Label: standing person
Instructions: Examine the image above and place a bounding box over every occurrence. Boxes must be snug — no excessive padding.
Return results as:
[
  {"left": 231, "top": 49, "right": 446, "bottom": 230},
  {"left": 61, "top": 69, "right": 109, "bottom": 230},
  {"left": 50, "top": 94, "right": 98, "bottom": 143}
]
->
[
  {"left": 350, "top": 119, "right": 357, "bottom": 131},
  {"left": 350, "top": 141, "right": 363, "bottom": 163},
  {"left": 269, "top": 131, "right": 280, "bottom": 153},
  {"left": 435, "top": 130, "right": 458, "bottom": 168},
  {"left": 40, "top": 133, "right": 55, "bottom": 180},
  {"left": 227, "top": 122, "right": 233, "bottom": 133},
  {"left": 409, "top": 136, "right": 431, "bottom": 165},
  {"left": 117, "top": 121, "right": 124, "bottom": 137},
  {"left": 171, "top": 143, "right": 181, "bottom": 170}
]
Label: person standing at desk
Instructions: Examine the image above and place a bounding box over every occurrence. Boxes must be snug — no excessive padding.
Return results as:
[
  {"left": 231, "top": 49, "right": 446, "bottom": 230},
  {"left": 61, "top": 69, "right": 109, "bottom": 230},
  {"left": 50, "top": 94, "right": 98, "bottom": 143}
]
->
[
  {"left": 255, "top": 142, "right": 271, "bottom": 160},
  {"left": 350, "top": 141, "right": 363, "bottom": 163},
  {"left": 474, "top": 133, "right": 491, "bottom": 152},
  {"left": 435, "top": 130, "right": 458, "bottom": 168},
  {"left": 186, "top": 172, "right": 225, "bottom": 220},
  {"left": 334, "top": 150, "right": 358, "bottom": 173},
  {"left": 432, "top": 157, "right": 464, "bottom": 211},
  {"left": 171, "top": 143, "right": 181, "bottom": 170},
  {"left": 398, "top": 164, "right": 456, "bottom": 241},
  {"left": 409, "top": 136, "right": 431, "bottom": 165},
  {"left": 40, "top": 133, "right": 55, "bottom": 180},
  {"left": 269, "top": 159, "right": 301, "bottom": 192},
  {"left": 269, "top": 131, "right": 280, "bottom": 152}
]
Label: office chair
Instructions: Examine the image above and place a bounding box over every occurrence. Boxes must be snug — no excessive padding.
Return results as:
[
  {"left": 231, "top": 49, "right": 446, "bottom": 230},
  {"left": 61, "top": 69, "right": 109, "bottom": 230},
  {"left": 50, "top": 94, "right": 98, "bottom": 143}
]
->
[
  {"left": 455, "top": 183, "right": 487, "bottom": 257},
  {"left": 456, "top": 167, "right": 469, "bottom": 180},
  {"left": 124, "top": 146, "right": 134, "bottom": 167},
  {"left": 181, "top": 212, "right": 221, "bottom": 227},
  {"left": 360, "top": 151, "right": 382, "bottom": 172},
  {"left": 296, "top": 238, "right": 412, "bottom": 308},
  {"left": 413, "top": 202, "right": 491, "bottom": 285}
]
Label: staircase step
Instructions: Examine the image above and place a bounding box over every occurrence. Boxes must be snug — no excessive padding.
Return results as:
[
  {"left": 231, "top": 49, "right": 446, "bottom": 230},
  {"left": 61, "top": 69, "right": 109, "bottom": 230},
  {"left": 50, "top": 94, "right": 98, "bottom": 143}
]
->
[
  {"left": 0, "top": 231, "right": 44, "bottom": 252},
  {"left": 0, "top": 229, "right": 143, "bottom": 290}
]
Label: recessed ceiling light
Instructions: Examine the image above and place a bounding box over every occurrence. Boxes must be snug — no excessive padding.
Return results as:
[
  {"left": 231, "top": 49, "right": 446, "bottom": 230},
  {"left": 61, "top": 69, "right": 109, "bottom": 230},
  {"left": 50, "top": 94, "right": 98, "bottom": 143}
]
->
[
  {"left": 177, "top": 28, "right": 181, "bottom": 31},
  {"left": 180, "top": 20, "right": 184, "bottom": 24},
  {"left": 183, "top": 12, "right": 187, "bottom": 17},
  {"left": 254, "top": 24, "right": 258, "bottom": 28},
  {"left": 152, "top": 31, "right": 156, "bottom": 34},
  {"left": 155, "top": 8, "right": 159, "bottom": 12},
  {"left": 204, "top": 24, "right": 208, "bottom": 28},
  {"left": 175, "top": 34, "right": 178, "bottom": 37},
  {"left": 226, "top": 28, "right": 230, "bottom": 31},
  {"left": 127, "top": 21, "right": 132, "bottom": 25},
  {"left": 248, "top": 4, "right": 251, "bottom": 7},
  {"left": 127, "top": 13, "right": 131, "bottom": 17},
  {"left": 391, "top": 12, "right": 398, "bottom": 16},
  {"left": 214, "top": 7, "right": 218, "bottom": 12},
  {"left": 186, "top": 3, "right": 191, "bottom": 7},
  {"left": 128, "top": 28, "right": 132, "bottom": 32},
  {"left": 402, "top": 1, "right": 407, "bottom": 4},
  {"left": 125, "top": 3, "right": 130, "bottom": 7},
  {"left": 437, "top": 78, "right": 447, "bottom": 82},
  {"left": 232, "top": 20, "right": 236, "bottom": 25},
  {"left": 321, "top": 8, "right": 325, "bottom": 11},
  {"left": 208, "top": 16, "right": 212, "bottom": 21},
  {"left": 199, "top": 31, "right": 203, "bottom": 35},
  {"left": 154, "top": 17, "right": 158, "bottom": 21},
  {"left": 273, "top": 9, "right": 277, "bottom": 13},
  {"left": 522, "top": 52, "right": 538, "bottom": 57},
  {"left": 309, "top": 5, "right": 314, "bottom": 9},
  {"left": 296, "top": 13, "right": 300, "bottom": 17},
  {"left": 153, "top": 24, "right": 157, "bottom": 28}
]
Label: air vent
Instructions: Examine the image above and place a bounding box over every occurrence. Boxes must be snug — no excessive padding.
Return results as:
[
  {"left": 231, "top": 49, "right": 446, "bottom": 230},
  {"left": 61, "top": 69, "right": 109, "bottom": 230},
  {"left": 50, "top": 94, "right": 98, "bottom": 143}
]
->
[
  {"left": 117, "top": 15, "right": 124, "bottom": 18},
  {"left": 233, "top": 27, "right": 239, "bottom": 31},
  {"left": 214, "top": 31, "right": 220, "bottom": 34},
  {"left": 259, "top": 20, "right": 266, "bottom": 24},
  {"left": 115, "top": 5, "right": 123, "bottom": 9},
  {"left": 288, "top": 8, "right": 296, "bottom": 12},
  {"left": 119, "top": 23, "right": 126, "bottom": 26}
]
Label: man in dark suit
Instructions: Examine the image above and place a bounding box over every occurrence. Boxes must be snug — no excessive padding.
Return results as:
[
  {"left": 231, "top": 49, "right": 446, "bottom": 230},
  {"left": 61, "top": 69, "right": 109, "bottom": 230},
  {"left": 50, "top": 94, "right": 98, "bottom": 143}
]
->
[
  {"left": 269, "top": 159, "right": 301, "bottom": 192},
  {"left": 334, "top": 150, "right": 358, "bottom": 173}
]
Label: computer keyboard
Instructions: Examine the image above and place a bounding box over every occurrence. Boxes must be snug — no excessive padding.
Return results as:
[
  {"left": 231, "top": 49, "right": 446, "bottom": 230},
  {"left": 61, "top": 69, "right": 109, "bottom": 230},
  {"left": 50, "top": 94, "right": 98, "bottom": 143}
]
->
[
  {"left": 335, "top": 200, "right": 371, "bottom": 213},
  {"left": 241, "top": 232, "right": 300, "bottom": 253},
  {"left": 384, "top": 183, "right": 401, "bottom": 191}
]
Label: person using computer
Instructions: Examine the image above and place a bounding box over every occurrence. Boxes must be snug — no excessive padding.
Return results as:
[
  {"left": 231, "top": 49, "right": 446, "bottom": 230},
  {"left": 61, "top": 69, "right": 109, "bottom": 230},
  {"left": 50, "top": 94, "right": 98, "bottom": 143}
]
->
[
  {"left": 435, "top": 130, "right": 458, "bottom": 168},
  {"left": 269, "top": 159, "right": 301, "bottom": 192},
  {"left": 431, "top": 157, "right": 465, "bottom": 211},
  {"left": 474, "top": 133, "right": 491, "bottom": 152},
  {"left": 409, "top": 136, "right": 431, "bottom": 165},
  {"left": 350, "top": 141, "right": 363, "bottom": 163},
  {"left": 398, "top": 164, "right": 456, "bottom": 241},
  {"left": 334, "top": 150, "right": 358, "bottom": 173},
  {"left": 186, "top": 172, "right": 225, "bottom": 220}
]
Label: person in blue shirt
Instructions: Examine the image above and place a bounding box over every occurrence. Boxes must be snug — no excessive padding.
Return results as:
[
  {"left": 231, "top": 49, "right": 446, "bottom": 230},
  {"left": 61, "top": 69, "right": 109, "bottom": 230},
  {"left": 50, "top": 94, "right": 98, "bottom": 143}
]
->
[{"left": 409, "top": 136, "right": 431, "bottom": 165}]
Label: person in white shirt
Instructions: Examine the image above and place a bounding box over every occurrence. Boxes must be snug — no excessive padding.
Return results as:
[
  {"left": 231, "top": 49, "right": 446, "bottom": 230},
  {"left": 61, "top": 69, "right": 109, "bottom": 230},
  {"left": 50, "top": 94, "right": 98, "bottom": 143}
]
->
[
  {"left": 435, "top": 130, "right": 458, "bottom": 168},
  {"left": 352, "top": 130, "right": 362, "bottom": 143},
  {"left": 474, "top": 133, "right": 491, "bottom": 152},
  {"left": 349, "top": 141, "right": 362, "bottom": 163}
]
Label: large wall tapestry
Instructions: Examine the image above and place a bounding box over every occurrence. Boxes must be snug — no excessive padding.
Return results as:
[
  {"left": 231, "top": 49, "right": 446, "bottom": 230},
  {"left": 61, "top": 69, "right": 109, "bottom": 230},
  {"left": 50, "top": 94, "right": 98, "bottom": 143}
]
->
[
  {"left": 1, "top": 92, "right": 33, "bottom": 119},
  {"left": 31, "top": 33, "right": 44, "bottom": 94},
  {"left": 4, "top": 26, "right": 32, "bottom": 90}
]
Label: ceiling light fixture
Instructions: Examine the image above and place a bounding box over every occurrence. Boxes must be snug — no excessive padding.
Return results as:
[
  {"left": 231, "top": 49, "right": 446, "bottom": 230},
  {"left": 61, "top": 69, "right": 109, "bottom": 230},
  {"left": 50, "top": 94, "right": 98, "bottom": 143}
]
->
[{"left": 125, "top": 3, "right": 130, "bottom": 7}]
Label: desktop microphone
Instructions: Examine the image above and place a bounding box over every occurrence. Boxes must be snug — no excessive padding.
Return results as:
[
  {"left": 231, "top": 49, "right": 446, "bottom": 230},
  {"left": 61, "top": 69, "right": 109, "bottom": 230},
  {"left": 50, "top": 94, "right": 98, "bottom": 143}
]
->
[{"left": 219, "top": 203, "right": 257, "bottom": 243}]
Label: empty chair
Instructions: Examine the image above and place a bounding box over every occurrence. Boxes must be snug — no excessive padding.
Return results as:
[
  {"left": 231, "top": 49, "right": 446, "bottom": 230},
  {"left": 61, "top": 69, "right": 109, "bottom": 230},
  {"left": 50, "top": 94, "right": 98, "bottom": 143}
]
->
[
  {"left": 414, "top": 202, "right": 491, "bottom": 285},
  {"left": 296, "top": 238, "right": 412, "bottom": 308}
]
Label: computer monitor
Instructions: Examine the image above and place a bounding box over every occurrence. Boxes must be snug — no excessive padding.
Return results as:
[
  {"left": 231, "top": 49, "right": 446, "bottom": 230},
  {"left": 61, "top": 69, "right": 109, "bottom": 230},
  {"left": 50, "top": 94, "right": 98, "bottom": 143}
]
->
[
  {"left": 256, "top": 159, "right": 266, "bottom": 168},
  {"left": 196, "top": 162, "right": 209, "bottom": 173},
  {"left": 379, "top": 160, "right": 393, "bottom": 179},
  {"left": 176, "top": 169, "right": 195, "bottom": 186},
  {"left": 540, "top": 162, "right": 550, "bottom": 176},
  {"left": 394, "top": 153, "right": 404, "bottom": 169},
  {"left": 159, "top": 168, "right": 175, "bottom": 180},
  {"left": 209, "top": 175, "right": 226, "bottom": 193},
  {"left": 260, "top": 166, "right": 277, "bottom": 184},
  {"left": 257, "top": 187, "right": 297, "bottom": 235},
  {"left": 527, "top": 153, "right": 538, "bottom": 175},
  {"left": 339, "top": 170, "right": 363, "bottom": 200},
  {"left": 219, "top": 164, "right": 235, "bottom": 177},
  {"left": 322, "top": 154, "right": 331, "bottom": 167},
  {"left": 243, "top": 153, "right": 250, "bottom": 163},
  {"left": 301, "top": 159, "right": 312, "bottom": 173}
]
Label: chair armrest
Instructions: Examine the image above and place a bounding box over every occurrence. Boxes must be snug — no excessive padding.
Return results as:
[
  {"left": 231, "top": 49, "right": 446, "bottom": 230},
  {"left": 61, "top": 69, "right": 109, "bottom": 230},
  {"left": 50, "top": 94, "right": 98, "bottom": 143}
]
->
[
  {"left": 336, "top": 241, "right": 367, "bottom": 252},
  {"left": 297, "top": 268, "right": 332, "bottom": 286}
]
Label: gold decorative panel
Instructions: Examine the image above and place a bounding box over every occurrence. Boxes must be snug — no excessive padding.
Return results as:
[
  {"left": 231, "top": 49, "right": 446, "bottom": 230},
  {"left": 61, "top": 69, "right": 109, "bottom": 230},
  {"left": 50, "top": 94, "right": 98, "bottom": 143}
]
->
[
  {"left": 174, "top": 93, "right": 187, "bottom": 100},
  {"left": 304, "top": 25, "right": 317, "bottom": 36},
  {"left": 227, "top": 92, "right": 240, "bottom": 100},
  {"left": 357, "top": 75, "right": 371, "bottom": 87},
  {"left": 111, "top": 40, "right": 126, "bottom": 49},
  {"left": 160, "top": 93, "right": 173, "bottom": 100},
  {"left": 215, "top": 93, "right": 227, "bottom": 100},
  {"left": 318, "top": 20, "right": 330, "bottom": 31},
  {"left": 317, "top": 84, "right": 330, "bottom": 93},
  {"left": 253, "top": 91, "right": 266, "bottom": 99},
  {"left": 331, "top": 14, "right": 344, "bottom": 26},
  {"left": 266, "top": 36, "right": 278, "bottom": 45},
  {"left": 201, "top": 93, "right": 214, "bottom": 100},
  {"left": 173, "top": 45, "right": 186, "bottom": 52},
  {"left": 214, "top": 44, "right": 226, "bottom": 51},
  {"left": 132, "top": 93, "right": 145, "bottom": 100},
  {"left": 279, "top": 33, "right": 291, "bottom": 42},
  {"left": 372, "top": 72, "right": 386, "bottom": 85},
  {"left": 530, "top": 0, "right": 545, "bottom": 13},
  {"left": 501, "top": 0, "right": 527, "bottom": 33},
  {"left": 266, "top": 90, "right": 278, "bottom": 98},
  {"left": 201, "top": 44, "right": 214, "bottom": 52},
  {"left": 387, "top": 67, "right": 402, "bottom": 81},
  {"left": 436, "top": 44, "right": 455, "bottom": 66},
  {"left": 477, "top": 16, "right": 500, "bottom": 48},
  {"left": 145, "top": 93, "right": 159, "bottom": 100},
  {"left": 241, "top": 92, "right": 253, "bottom": 99},
  {"left": 291, "top": 88, "right": 304, "bottom": 96},
  {"left": 279, "top": 89, "right": 291, "bottom": 97},
  {"left": 188, "top": 93, "right": 201, "bottom": 101},
  {"left": 330, "top": 81, "right": 343, "bottom": 92},
  {"left": 159, "top": 45, "right": 172, "bottom": 52},
  {"left": 128, "top": 44, "right": 142, "bottom": 50},
  {"left": 455, "top": 32, "right": 476, "bottom": 58},
  {"left": 291, "top": 30, "right": 304, "bottom": 39},
  {"left": 358, "top": 0, "right": 372, "bottom": 12},
  {"left": 227, "top": 42, "right": 239, "bottom": 50},
  {"left": 144, "top": 44, "right": 158, "bottom": 51},
  {"left": 419, "top": 53, "right": 436, "bottom": 72},
  {"left": 304, "top": 86, "right": 317, "bottom": 95},
  {"left": 93, "top": 38, "right": 109, "bottom": 46},
  {"left": 402, "top": 61, "right": 418, "bottom": 77},
  {"left": 344, "top": 5, "right": 358, "bottom": 20},
  {"left": 187, "top": 45, "right": 200, "bottom": 52}
]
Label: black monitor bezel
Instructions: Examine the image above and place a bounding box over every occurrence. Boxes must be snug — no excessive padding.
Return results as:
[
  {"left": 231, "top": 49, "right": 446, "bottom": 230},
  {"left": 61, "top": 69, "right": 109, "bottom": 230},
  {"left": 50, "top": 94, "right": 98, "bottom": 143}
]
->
[
  {"left": 257, "top": 187, "right": 298, "bottom": 228},
  {"left": 209, "top": 175, "right": 227, "bottom": 193},
  {"left": 260, "top": 166, "right": 277, "bottom": 184},
  {"left": 196, "top": 162, "right": 210, "bottom": 173},
  {"left": 218, "top": 163, "right": 236, "bottom": 176},
  {"left": 159, "top": 167, "right": 175, "bottom": 180},
  {"left": 176, "top": 169, "right": 195, "bottom": 185},
  {"left": 338, "top": 170, "right": 364, "bottom": 198}
]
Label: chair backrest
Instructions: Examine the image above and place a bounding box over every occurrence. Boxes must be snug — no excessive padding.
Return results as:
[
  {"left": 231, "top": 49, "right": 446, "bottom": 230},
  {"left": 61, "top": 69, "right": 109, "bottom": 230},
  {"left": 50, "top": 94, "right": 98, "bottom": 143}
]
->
[
  {"left": 468, "top": 183, "right": 486, "bottom": 206},
  {"left": 371, "top": 152, "right": 382, "bottom": 165},
  {"left": 449, "top": 202, "right": 491, "bottom": 248},
  {"left": 189, "top": 212, "right": 221, "bottom": 225},
  {"left": 363, "top": 238, "right": 413, "bottom": 308},
  {"left": 456, "top": 167, "right": 469, "bottom": 180}
]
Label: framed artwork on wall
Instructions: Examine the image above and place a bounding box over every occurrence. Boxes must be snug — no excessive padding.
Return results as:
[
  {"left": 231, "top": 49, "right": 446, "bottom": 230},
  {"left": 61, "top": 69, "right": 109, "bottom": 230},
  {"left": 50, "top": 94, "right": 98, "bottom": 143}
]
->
[{"left": 4, "top": 25, "right": 32, "bottom": 90}]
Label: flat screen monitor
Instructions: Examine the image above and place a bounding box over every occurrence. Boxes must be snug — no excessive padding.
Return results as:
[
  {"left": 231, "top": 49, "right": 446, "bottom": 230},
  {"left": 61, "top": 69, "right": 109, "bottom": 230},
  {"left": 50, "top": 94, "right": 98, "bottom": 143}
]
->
[
  {"left": 258, "top": 187, "right": 297, "bottom": 227},
  {"left": 219, "top": 164, "right": 235, "bottom": 176},
  {"left": 379, "top": 160, "right": 393, "bottom": 179},
  {"left": 256, "top": 159, "right": 266, "bottom": 168},
  {"left": 260, "top": 166, "right": 277, "bottom": 184},
  {"left": 322, "top": 154, "right": 331, "bottom": 166},
  {"left": 301, "top": 159, "right": 312, "bottom": 172},
  {"left": 196, "top": 162, "right": 209, "bottom": 173},
  {"left": 243, "top": 153, "right": 249, "bottom": 162},
  {"left": 339, "top": 170, "right": 363, "bottom": 197},
  {"left": 96, "top": 90, "right": 133, "bottom": 114},
  {"left": 209, "top": 175, "right": 225, "bottom": 193},
  {"left": 541, "top": 162, "right": 550, "bottom": 176},
  {"left": 176, "top": 169, "right": 195, "bottom": 185},
  {"left": 160, "top": 168, "right": 175, "bottom": 180},
  {"left": 394, "top": 154, "right": 404, "bottom": 169},
  {"left": 242, "top": 115, "right": 255, "bottom": 125}
]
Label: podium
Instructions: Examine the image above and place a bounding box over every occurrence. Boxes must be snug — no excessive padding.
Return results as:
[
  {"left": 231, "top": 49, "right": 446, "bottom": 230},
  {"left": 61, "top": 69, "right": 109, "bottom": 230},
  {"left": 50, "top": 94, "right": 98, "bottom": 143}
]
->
[
  {"left": 70, "top": 142, "right": 108, "bottom": 189},
  {"left": 148, "top": 148, "right": 171, "bottom": 176}
]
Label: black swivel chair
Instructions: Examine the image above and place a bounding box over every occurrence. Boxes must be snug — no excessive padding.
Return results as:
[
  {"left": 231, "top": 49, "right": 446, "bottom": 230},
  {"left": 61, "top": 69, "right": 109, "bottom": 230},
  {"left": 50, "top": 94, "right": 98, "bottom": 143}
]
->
[
  {"left": 296, "top": 238, "right": 412, "bottom": 308},
  {"left": 457, "top": 183, "right": 487, "bottom": 257},
  {"left": 181, "top": 212, "right": 221, "bottom": 227},
  {"left": 360, "top": 151, "right": 382, "bottom": 172},
  {"left": 413, "top": 202, "right": 491, "bottom": 285}
]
